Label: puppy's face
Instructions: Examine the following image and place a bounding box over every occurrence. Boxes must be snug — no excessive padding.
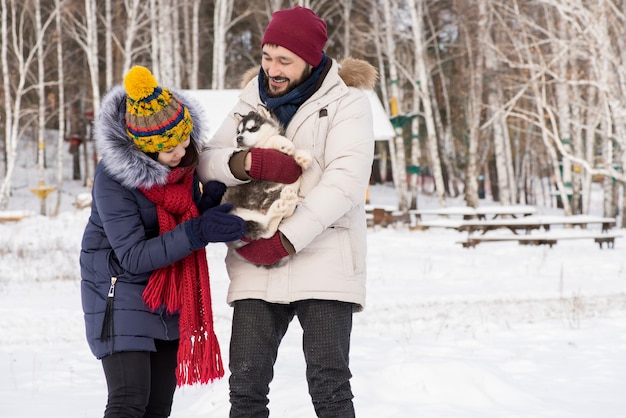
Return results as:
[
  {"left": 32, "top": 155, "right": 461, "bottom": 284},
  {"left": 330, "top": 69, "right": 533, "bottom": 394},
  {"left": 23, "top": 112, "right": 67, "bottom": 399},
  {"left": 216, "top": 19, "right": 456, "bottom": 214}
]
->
[{"left": 235, "top": 111, "right": 279, "bottom": 148}]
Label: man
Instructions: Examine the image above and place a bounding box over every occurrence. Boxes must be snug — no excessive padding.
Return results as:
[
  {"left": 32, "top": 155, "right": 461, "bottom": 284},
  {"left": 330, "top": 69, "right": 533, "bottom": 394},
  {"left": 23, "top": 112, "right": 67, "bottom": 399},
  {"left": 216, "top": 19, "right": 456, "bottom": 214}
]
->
[{"left": 198, "top": 6, "right": 377, "bottom": 417}]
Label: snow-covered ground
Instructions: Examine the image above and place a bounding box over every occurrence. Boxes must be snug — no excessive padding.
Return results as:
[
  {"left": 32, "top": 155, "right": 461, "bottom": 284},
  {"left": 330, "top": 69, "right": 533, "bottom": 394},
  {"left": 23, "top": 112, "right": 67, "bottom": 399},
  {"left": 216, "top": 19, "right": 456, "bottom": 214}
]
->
[{"left": 1, "top": 179, "right": 625, "bottom": 417}]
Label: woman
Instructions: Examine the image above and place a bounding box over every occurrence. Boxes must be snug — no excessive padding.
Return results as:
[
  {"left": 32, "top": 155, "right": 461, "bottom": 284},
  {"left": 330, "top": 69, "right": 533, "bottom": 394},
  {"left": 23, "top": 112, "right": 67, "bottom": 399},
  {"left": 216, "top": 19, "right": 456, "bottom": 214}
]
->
[{"left": 80, "top": 65, "right": 246, "bottom": 417}]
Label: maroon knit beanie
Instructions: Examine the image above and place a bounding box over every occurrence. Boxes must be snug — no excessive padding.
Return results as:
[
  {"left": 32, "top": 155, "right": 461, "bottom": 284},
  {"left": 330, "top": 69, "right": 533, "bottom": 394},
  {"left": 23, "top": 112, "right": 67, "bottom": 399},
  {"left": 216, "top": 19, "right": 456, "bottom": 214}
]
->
[{"left": 261, "top": 6, "right": 328, "bottom": 67}]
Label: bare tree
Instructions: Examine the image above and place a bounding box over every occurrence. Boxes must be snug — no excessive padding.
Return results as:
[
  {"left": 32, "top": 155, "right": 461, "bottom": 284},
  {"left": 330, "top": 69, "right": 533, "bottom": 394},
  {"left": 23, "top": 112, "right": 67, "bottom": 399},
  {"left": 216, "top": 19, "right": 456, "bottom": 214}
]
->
[
  {"left": 383, "top": 0, "right": 409, "bottom": 210},
  {"left": 212, "top": 0, "right": 233, "bottom": 89},
  {"left": 65, "top": 0, "right": 100, "bottom": 180},
  {"left": 53, "top": 0, "right": 66, "bottom": 216},
  {"left": 0, "top": 0, "right": 54, "bottom": 209},
  {"left": 407, "top": 0, "right": 446, "bottom": 207},
  {"left": 463, "top": 0, "right": 486, "bottom": 208},
  {"left": 35, "top": 0, "right": 49, "bottom": 215},
  {"left": 211, "top": 0, "right": 251, "bottom": 89},
  {"left": 120, "top": 0, "right": 150, "bottom": 74}
]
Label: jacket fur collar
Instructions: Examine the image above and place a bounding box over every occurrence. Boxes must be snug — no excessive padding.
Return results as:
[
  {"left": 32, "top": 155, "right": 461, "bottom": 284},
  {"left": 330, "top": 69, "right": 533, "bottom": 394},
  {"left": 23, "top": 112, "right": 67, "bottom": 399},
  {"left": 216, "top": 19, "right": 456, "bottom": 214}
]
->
[
  {"left": 239, "top": 57, "right": 378, "bottom": 90},
  {"left": 94, "top": 85, "right": 205, "bottom": 190}
]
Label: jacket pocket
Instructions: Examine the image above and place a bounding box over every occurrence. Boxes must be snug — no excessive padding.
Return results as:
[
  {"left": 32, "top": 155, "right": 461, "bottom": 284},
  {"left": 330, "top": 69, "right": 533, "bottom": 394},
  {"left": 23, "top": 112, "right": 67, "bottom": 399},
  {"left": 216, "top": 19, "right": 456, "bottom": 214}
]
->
[{"left": 107, "top": 250, "right": 125, "bottom": 277}]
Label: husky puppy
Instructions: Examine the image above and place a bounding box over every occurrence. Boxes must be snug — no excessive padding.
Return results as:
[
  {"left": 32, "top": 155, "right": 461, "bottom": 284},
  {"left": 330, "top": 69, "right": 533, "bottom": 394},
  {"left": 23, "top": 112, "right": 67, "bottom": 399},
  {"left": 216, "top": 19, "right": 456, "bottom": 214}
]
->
[{"left": 222, "top": 107, "right": 311, "bottom": 241}]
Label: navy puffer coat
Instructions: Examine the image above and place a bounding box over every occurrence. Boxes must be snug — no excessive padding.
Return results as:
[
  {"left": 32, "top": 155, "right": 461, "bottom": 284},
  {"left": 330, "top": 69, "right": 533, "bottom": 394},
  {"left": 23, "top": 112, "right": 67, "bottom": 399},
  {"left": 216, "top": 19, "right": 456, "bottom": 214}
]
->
[{"left": 80, "top": 85, "right": 206, "bottom": 359}]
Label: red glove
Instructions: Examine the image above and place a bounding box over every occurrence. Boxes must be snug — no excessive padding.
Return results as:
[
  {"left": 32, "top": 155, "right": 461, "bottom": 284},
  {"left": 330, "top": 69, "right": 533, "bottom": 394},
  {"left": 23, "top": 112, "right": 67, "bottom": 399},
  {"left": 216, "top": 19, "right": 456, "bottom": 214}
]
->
[
  {"left": 235, "top": 232, "right": 290, "bottom": 266},
  {"left": 249, "top": 148, "right": 302, "bottom": 184}
]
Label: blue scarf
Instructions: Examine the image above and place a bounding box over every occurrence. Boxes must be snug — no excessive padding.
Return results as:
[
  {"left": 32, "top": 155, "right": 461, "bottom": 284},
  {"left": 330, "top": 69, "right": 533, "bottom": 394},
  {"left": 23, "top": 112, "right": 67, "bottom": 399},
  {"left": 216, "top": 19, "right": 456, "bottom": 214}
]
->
[{"left": 258, "top": 54, "right": 328, "bottom": 128}]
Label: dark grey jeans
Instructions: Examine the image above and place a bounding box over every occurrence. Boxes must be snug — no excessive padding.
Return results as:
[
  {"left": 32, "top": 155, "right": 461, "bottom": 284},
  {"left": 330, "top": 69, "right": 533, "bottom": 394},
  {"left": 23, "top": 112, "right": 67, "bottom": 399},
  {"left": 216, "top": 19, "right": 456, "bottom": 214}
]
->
[
  {"left": 229, "top": 299, "right": 355, "bottom": 418},
  {"left": 101, "top": 339, "right": 178, "bottom": 418}
]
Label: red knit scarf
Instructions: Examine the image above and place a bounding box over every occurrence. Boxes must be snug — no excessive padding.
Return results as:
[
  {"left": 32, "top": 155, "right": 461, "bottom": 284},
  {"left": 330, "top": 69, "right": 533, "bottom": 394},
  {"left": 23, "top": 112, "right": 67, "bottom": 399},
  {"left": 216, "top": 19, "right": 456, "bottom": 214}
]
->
[{"left": 140, "top": 165, "right": 223, "bottom": 386}]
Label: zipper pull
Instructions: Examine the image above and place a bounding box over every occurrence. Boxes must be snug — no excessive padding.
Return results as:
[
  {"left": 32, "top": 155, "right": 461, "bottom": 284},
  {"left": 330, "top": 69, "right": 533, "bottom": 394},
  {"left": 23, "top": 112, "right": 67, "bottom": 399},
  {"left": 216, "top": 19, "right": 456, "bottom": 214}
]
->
[
  {"left": 100, "top": 276, "right": 118, "bottom": 347},
  {"left": 107, "top": 277, "right": 117, "bottom": 298}
]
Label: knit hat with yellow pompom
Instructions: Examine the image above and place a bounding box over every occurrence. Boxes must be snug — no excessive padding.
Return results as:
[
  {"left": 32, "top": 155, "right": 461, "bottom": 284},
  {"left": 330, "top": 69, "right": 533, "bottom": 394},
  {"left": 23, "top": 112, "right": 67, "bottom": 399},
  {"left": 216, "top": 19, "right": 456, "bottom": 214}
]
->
[{"left": 124, "top": 66, "right": 193, "bottom": 153}]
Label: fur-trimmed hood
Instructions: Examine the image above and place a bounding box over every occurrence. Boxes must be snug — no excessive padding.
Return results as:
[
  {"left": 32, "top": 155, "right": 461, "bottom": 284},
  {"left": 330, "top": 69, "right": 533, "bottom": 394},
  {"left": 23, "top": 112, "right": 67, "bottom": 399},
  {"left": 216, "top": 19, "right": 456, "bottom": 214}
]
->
[
  {"left": 94, "top": 85, "right": 206, "bottom": 190},
  {"left": 239, "top": 57, "right": 378, "bottom": 90}
]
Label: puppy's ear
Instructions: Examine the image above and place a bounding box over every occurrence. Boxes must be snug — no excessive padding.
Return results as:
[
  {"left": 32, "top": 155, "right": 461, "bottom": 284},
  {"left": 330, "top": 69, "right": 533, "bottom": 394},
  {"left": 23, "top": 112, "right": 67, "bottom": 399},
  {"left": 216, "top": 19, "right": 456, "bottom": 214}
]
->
[
  {"left": 257, "top": 106, "right": 272, "bottom": 119},
  {"left": 234, "top": 112, "right": 245, "bottom": 122}
]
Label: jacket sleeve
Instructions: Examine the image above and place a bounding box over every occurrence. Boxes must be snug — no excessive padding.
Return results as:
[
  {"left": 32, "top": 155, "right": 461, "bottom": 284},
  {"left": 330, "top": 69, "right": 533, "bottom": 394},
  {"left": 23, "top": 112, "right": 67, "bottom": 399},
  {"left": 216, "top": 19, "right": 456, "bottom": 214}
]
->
[
  {"left": 279, "top": 89, "right": 375, "bottom": 252},
  {"left": 94, "top": 169, "right": 196, "bottom": 276}
]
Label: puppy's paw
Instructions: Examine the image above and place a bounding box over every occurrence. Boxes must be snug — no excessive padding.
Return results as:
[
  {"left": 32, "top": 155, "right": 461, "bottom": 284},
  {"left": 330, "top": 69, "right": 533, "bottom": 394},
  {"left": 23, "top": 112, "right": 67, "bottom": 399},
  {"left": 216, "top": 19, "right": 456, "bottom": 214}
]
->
[
  {"left": 268, "top": 198, "right": 291, "bottom": 217},
  {"left": 272, "top": 187, "right": 298, "bottom": 216},
  {"left": 280, "top": 186, "right": 298, "bottom": 201},
  {"left": 269, "top": 136, "right": 296, "bottom": 156},
  {"left": 294, "top": 149, "right": 312, "bottom": 170},
  {"left": 278, "top": 142, "right": 296, "bottom": 156}
]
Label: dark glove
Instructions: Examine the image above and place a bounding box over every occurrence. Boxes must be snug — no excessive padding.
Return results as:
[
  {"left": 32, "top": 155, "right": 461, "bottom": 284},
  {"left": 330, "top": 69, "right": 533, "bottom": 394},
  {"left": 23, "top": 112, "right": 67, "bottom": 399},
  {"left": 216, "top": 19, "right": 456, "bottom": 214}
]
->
[
  {"left": 186, "top": 203, "right": 246, "bottom": 248},
  {"left": 198, "top": 181, "right": 227, "bottom": 213},
  {"left": 249, "top": 148, "right": 302, "bottom": 184},
  {"left": 235, "top": 231, "right": 290, "bottom": 266}
]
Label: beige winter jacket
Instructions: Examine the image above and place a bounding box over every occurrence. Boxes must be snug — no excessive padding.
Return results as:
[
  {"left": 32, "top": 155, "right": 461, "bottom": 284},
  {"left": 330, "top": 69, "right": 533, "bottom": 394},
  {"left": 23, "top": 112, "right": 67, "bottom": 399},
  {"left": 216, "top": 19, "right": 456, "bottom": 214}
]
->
[{"left": 198, "top": 58, "right": 377, "bottom": 310}]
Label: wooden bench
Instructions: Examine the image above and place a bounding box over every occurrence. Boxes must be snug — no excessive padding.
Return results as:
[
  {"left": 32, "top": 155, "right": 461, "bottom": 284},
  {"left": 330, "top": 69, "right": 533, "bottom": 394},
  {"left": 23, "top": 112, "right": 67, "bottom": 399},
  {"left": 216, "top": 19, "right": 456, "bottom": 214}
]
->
[
  {"left": 366, "top": 206, "right": 410, "bottom": 228},
  {"left": 457, "top": 232, "right": 622, "bottom": 249},
  {"left": 0, "top": 210, "right": 36, "bottom": 222},
  {"left": 369, "top": 208, "right": 410, "bottom": 228},
  {"left": 457, "top": 215, "right": 617, "bottom": 235}
]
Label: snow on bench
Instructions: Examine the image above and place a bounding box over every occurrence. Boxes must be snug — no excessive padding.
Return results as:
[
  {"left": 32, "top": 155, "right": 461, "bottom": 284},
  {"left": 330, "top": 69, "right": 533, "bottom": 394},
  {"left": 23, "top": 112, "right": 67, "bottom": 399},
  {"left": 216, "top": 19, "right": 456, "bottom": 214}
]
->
[{"left": 0, "top": 210, "right": 36, "bottom": 222}]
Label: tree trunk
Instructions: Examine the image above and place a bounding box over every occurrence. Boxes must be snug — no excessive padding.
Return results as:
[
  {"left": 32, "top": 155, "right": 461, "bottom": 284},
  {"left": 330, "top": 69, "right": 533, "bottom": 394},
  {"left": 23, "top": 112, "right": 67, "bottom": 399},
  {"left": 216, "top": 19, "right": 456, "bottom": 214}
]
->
[
  {"left": 408, "top": 0, "right": 445, "bottom": 207},
  {"left": 0, "top": 0, "right": 14, "bottom": 209},
  {"left": 36, "top": 0, "right": 47, "bottom": 215},
  {"left": 212, "top": 0, "right": 231, "bottom": 89},
  {"left": 54, "top": 0, "right": 66, "bottom": 216},
  {"left": 464, "top": 0, "right": 486, "bottom": 208},
  {"left": 383, "top": 0, "right": 408, "bottom": 210}
]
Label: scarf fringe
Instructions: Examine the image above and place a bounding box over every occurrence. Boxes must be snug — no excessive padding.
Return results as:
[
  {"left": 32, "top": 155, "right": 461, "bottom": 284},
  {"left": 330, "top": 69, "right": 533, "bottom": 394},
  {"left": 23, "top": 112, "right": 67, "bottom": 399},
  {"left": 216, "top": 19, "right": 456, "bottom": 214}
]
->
[
  {"left": 142, "top": 265, "right": 181, "bottom": 313},
  {"left": 176, "top": 329, "right": 224, "bottom": 386}
]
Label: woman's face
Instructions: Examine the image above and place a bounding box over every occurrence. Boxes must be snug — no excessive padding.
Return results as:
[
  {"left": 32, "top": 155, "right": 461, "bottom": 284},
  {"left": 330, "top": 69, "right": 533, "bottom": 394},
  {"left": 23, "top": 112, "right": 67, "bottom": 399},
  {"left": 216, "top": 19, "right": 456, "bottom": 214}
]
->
[{"left": 157, "top": 137, "right": 191, "bottom": 168}]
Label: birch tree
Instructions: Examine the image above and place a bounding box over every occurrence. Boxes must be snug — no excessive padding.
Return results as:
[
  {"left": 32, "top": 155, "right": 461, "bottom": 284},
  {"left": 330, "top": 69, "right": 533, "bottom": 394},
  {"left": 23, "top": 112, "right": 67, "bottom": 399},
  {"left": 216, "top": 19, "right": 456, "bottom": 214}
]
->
[
  {"left": 0, "top": 0, "right": 53, "bottom": 209},
  {"left": 482, "top": 5, "right": 512, "bottom": 205},
  {"left": 407, "top": 0, "right": 446, "bottom": 207},
  {"left": 66, "top": 0, "right": 100, "bottom": 181},
  {"left": 53, "top": 0, "right": 65, "bottom": 216},
  {"left": 104, "top": 0, "right": 113, "bottom": 90},
  {"left": 371, "top": 0, "right": 394, "bottom": 185},
  {"left": 120, "top": 0, "right": 151, "bottom": 75},
  {"left": 156, "top": 0, "right": 175, "bottom": 84},
  {"left": 383, "top": 0, "right": 408, "bottom": 210},
  {"left": 35, "top": 0, "right": 49, "bottom": 215},
  {"left": 186, "top": 0, "right": 201, "bottom": 89},
  {"left": 211, "top": 0, "right": 251, "bottom": 89},
  {"left": 212, "top": 0, "right": 233, "bottom": 89},
  {"left": 463, "top": 0, "right": 486, "bottom": 208}
]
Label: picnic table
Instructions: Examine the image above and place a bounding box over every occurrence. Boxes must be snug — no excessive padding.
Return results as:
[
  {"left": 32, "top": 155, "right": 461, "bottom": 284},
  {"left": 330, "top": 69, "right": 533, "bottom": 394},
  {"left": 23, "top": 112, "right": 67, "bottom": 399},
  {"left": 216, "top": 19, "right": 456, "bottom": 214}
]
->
[
  {"left": 454, "top": 215, "right": 620, "bottom": 249},
  {"left": 410, "top": 205, "right": 536, "bottom": 223},
  {"left": 459, "top": 231, "right": 621, "bottom": 249},
  {"left": 458, "top": 215, "right": 617, "bottom": 235},
  {"left": 365, "top": 205, "right": 409, "bottom": 228}
]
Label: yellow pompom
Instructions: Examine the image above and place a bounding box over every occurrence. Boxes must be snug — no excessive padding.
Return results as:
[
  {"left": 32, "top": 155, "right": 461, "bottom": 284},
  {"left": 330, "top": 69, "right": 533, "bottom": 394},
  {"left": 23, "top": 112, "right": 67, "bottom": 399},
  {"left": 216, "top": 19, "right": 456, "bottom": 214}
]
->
[{"left": 124, "top": 66, "right": 158, "bottom": 100}]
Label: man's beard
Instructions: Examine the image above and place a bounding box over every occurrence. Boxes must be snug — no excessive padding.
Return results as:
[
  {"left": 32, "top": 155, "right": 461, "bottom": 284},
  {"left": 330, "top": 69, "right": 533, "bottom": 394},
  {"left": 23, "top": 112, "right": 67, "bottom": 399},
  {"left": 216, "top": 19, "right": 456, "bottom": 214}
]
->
[{"left": 263, "top": 67, "right": 312, "bottom": 98}]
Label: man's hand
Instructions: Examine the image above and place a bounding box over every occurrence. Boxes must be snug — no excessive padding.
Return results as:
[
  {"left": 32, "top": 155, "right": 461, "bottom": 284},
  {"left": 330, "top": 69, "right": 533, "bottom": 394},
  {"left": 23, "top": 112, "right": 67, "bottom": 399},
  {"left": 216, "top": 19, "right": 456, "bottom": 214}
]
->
[
  {"left": 248, "top": 148, "right": 302, "bottom": 184},
  {"left": 235, "top": 231, "right": 290, "bottom": 266}
]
